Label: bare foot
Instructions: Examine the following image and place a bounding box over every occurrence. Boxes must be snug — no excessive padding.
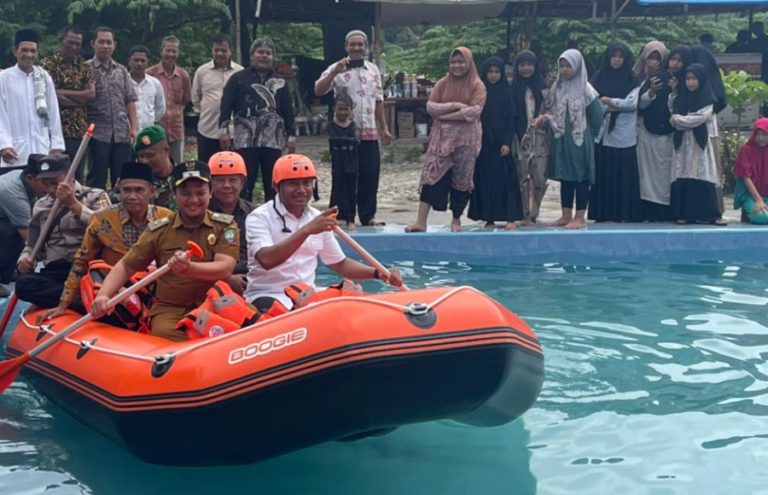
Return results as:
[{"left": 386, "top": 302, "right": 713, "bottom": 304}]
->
[
  {"left": 405, "top": 223, "right": 427, "bottom": 233},
  {"left": 505, "top": 222, "right": 517, "bottom": 231},
  {"left": 484, "top": 222, "right": 495, "bottom": 229},
  {"left": 519, "top": 219, "right": 536, "bottom": 227},
  {"left": 549, "top": 216, "right": 572, "bottom": 227},
  {"left": 451, "top": 219, "right": 463, "bottom": 232},
  {"left": 344, "top": 221, "right": 357, "bottom": 231},
  {"left": 564, "top": 218, "right": 587, "bottom": 230}
]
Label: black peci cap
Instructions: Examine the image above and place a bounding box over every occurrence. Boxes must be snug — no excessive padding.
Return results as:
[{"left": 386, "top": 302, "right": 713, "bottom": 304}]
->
[{"left": 118, "top": 161, "right": 155, "bottom": 184}]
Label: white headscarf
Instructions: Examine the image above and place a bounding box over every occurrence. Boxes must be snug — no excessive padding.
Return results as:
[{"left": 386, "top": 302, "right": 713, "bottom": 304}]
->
[{"left": 545, "top": 49, "right": 598, "bottom": 146}]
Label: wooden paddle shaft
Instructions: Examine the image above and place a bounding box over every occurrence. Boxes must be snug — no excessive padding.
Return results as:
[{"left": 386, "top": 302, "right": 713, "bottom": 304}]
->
[
  {"left": 29, "top": 240, "right": 202, "bottom": 359},
  {"left": 29, "top": 124, "right": 95, "bottom": 261},
  {"left": 332, "top": 226, "right": 408, "bottom": 291}
]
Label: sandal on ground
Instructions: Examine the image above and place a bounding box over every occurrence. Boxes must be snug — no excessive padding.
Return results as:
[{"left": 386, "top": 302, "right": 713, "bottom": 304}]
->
[
  {"left": 711, "top": 218, "right": 728, "bottom": 226},
  {"left": 365, "top": 219, "right": 386, "bottom": 226}
]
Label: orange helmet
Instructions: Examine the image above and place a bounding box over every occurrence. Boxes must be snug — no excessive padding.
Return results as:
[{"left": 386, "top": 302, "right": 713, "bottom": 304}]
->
[
  {"left": 209, "top": 151, "right": 247, "bottom": 177},
  {"left": 272, "top": 154, "right": 317, "bottom": 187}
]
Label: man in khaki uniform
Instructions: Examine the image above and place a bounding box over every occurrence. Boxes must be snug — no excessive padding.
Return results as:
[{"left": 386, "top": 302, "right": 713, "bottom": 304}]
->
[{"left": 91, "top": 160, "right": 239, "bottom": 341}]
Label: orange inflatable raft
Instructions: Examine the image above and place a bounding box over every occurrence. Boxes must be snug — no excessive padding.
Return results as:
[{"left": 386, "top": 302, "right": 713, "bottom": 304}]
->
[{"left": 6, "top": 286, "right": 544, "bottom": 466}]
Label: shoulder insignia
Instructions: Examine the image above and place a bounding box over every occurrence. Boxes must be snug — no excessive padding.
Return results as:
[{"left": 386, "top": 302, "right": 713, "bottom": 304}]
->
[
  {"left": 148, "top": 216, "right": 171, "bottom": 231},
  {"left": 211, "top": 212, "right": 234, "bottom": 224}
]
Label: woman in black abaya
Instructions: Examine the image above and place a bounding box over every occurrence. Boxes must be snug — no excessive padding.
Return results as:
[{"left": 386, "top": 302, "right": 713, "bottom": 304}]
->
[
  {"left": 589, "top": 41, "right": 642, "bottom": 222},
  {"left": 468, "top": 56, "right": 524, "bottom": 229}
]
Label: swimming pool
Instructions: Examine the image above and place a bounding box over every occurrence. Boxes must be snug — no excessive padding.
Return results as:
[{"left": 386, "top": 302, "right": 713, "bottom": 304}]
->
[{"left": 0, "top": 229, "right": 766, "bottom": 494}]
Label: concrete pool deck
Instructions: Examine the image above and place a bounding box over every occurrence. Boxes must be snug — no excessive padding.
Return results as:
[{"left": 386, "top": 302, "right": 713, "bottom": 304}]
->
[{"left": 336, "top": 223, "right": 768, "bottom": 262}]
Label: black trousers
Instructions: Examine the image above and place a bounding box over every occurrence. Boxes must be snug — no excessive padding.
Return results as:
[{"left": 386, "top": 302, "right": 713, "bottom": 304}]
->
[
  {"left": 64, "top": 137, "right": 84, "bottom": 182},
  {"left": 197, "top": 135, "right": 221, "bottom": 165},
  {"left": 238, "top": 147, "right": 282, "bottom": 202},
  {"left": 15, "top": 259, "right": 72, "bottom": 308},
  {"left": 87, "top": 138, "right": 132, "bottom": 189},
  {"left": 358, "top": 140, "right": 381, "bottom": 225},
  {"left": 330, "top": 171, "right": 357, "bottom": 222},
  {"left": 0, "top": 220, "right": 24, "bottom": 284},
  {"left": 561, "top": 180, "right": 590, "bottom": 211},
  {"left": 420, "top": 170, "right": 470, "bottom": 219}
]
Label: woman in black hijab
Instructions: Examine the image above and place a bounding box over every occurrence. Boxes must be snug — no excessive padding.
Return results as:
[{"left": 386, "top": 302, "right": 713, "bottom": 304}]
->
[
  {"left": 468, "top": 56, "right": 524, "bottom": 229},
  {"left": 636, "top": 42, "right": 677, "bottom": 221},
  {"left": 669, "top": 63, "right": 725, "bottom": 225},
  {"left": 691, "top": 44, "right": 727, "bottom": 113},
  {"left": 509, "top": 50, "right": 549, "bottom": 225},
  {"left": 589, "top": 41, "right": 642, "bottom": 222},
  {"left": 691, "top": 43, "right": 728, "bottom": 215}
]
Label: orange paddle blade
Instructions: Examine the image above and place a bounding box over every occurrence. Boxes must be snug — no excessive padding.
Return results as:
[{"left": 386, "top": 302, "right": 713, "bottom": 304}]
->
[{"left": 0, "top": 353, "right": 30, "bottom": 393}]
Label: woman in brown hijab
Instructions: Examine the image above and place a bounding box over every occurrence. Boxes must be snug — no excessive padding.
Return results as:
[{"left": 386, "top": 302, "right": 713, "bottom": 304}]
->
[{"left": 405, "top": 47, "right": 487, "bottom": 232}]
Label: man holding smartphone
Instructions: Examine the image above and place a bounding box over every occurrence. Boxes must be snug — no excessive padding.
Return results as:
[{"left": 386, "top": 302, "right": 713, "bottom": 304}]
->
[{"left": 315, "top": 30, "right": 393, "bottom": 227}]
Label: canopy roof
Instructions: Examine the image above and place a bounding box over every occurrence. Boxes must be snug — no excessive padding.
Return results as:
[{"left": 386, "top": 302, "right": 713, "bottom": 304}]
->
[
  {"left": 500, "top": 1, "right": 767, "bottom": 21},
  {"left": 254, "top": 0, "right": 768, "bottom": 26}
]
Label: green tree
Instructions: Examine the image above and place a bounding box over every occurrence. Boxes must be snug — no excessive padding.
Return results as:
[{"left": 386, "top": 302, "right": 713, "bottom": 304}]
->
[
  {"left": 383, "top": 13, "right": 768, "bottom": 81},
  {"left": 261, "top": 22, "right": 324, "bottom": 60},
  {"left": 722, "top": 70, "right": 768, "bottom": 128},
  {"left": 66, "top": 0, "right": 231, "bottom": 72}
]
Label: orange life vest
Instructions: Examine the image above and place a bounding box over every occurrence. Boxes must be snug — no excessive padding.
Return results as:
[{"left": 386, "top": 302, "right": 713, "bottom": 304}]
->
[
  {"left": 178, "top": 281, "right": 269, "bottom": 340},
  {"left": 284, "top": 280, "right": 362, "bottom": 308},
  {"left": 80, "top": 260, "right": 153, "bottom": 333}
]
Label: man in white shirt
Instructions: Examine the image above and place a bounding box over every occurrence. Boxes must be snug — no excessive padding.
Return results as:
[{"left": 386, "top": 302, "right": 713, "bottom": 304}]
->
[
  {"left": 244, "top": 154, "right": 402, "bottom": 309},
  {"left": 315, "top": 30, "right": 393, "bottom": 227},
  {"left": 192, "top": 33, "right": 243, "bottom": 164},
  {"left": 128, "top": 45, "right": 166, "bottom": 132},
  {"left": 0, "top": 29, "right": 65, "bottom": 169}
]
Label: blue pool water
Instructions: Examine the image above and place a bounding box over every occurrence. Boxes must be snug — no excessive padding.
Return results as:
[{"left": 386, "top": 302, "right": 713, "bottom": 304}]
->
[{"left": 1, "top": 255, "right": 767, "bottom": 494}]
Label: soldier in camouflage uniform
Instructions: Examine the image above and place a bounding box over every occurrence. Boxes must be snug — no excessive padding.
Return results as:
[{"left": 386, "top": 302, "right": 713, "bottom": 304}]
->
[{"left": 134, "top": 125, "right": 175, "bottom": 210}]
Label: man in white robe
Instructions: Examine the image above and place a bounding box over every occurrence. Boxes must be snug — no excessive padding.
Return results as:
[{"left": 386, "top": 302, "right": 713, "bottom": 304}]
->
[{"left": 0, "top": 29, "right": 65, "bottom": 169}]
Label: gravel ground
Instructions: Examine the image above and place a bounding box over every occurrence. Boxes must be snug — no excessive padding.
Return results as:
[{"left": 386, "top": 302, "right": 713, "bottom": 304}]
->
[{"left": 263, "top": 135, "right": 738, "bottom": 228}]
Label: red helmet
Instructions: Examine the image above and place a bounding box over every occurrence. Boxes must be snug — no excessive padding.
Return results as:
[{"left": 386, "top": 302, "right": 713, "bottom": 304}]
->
[
  {"left": 209, "top": 151, "right": 247, "bottom": 177},
  {"left": 272, "top": 154, "right": 317, "bottom": 187}
]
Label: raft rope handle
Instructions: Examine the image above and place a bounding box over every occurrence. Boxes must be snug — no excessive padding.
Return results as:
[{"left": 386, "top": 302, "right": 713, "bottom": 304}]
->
[
  {"left": 19, "top": 313, "right": 157, "bottom": 363},
  {"left": 16, "top": 286, "right": 479, "bottom": 364},
  {"left": 170, "top": 285, "right": 475, "bottom": 358}
]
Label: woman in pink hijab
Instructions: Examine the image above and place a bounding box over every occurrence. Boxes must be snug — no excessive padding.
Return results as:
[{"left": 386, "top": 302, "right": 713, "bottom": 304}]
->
[
  {"left": 734, "top": 117, "right": 768, "bottom": 224},
  {"left": 405, "top": 47, "right": 486, "bottom": 233}
]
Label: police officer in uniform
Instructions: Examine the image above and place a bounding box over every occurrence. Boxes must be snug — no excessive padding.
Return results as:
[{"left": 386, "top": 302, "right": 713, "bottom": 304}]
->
[
  {"left": 91, "top": 160, "right": 239, "bottom": 341},
  {"left": 16, "top": 154, "right": 111, "bottom": 308}
]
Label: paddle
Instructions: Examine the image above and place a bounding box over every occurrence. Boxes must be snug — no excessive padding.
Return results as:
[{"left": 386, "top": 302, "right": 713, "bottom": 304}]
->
[
  {"left": 0, "top": 240, "right": 204, "bottom": 393},
  {"left": 0, "top": 294, "right": 19, "bottom": 340},
  {"left": 29, "top": 123, "right": 95, "bottom": 261},
  {"left": 0, "top": 125, "right": 96, "bottom": 340},
  {"left": 332, "top": 225, "right": 408, "bottom": 291}
]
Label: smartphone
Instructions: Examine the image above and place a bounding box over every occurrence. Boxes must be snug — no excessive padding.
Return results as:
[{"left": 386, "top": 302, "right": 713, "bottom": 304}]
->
[{"left": 347, "top": 58, "right": 365, "bottom": 69}]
